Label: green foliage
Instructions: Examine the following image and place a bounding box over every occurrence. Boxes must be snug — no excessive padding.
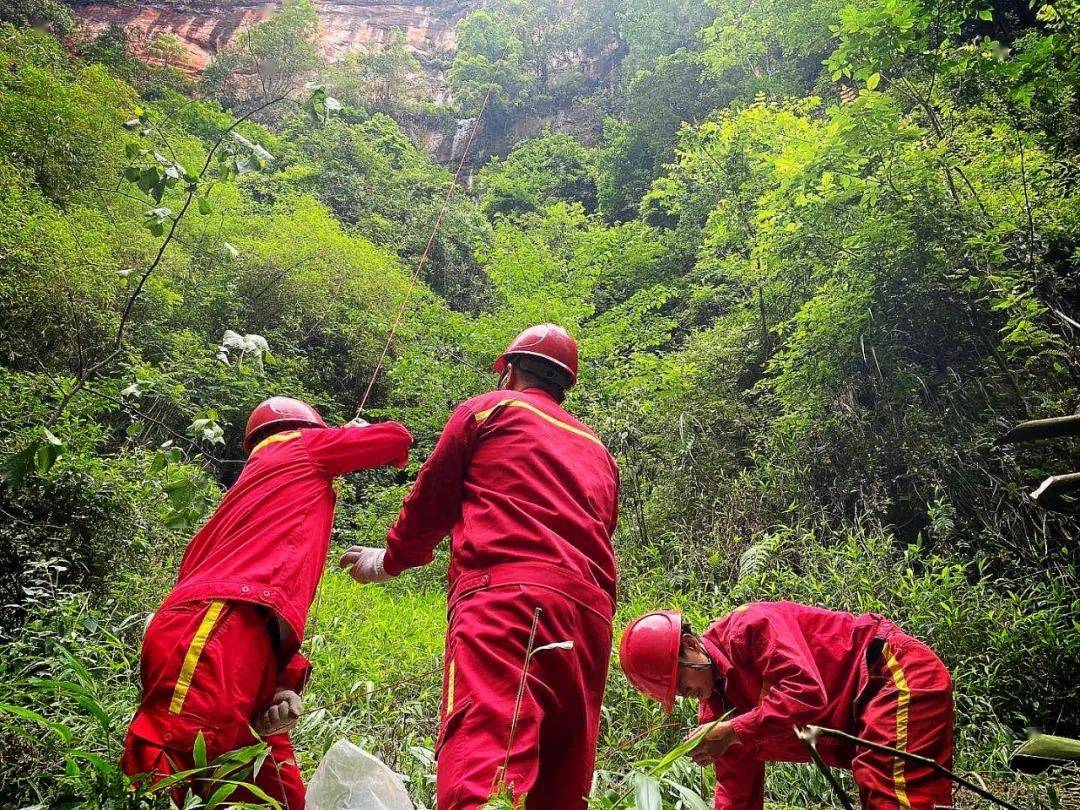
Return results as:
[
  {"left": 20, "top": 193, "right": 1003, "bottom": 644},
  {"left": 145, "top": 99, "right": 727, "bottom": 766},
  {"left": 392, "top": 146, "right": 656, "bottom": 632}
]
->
[
  {"left": 76, "top": 24, "right": 193, "bottom": 93},
  {"left": 0, "top": 0, "right": 73, "bottom": 36},
  {"left": 596, "top": 49, "right": 733, "bottom": 224},
  {"left": 449, "top": 10, "right": 529, "bottom": 120},
  {"left": 277, "top": 112, "right": 492, "bottom": 309},
  {"left": 826, "top": 0, "right": 988, "bottom": 87},
  {"left": 610, "top": 0, "right": 714, "bottom": 78},
  {"left": 478, "top": 132, "right": 599, "bottom": 216},
  {"left": 0, "top": 571, "right": 280, "bottom": 806},
  {"left": 1016, "top": 732, "right": 1080, "bottom": 762},
  {"left": 0, "top": 25, "right": 137, "bottom": 203},
  {"left": 700, "top": 0, "right": 848, "bottom": 94},
  {"left": 726, "top": 530, "right": 1080, "bottom": 741},
  {"left": 322, "top": 30, "right": 425, "bottom": 111}
]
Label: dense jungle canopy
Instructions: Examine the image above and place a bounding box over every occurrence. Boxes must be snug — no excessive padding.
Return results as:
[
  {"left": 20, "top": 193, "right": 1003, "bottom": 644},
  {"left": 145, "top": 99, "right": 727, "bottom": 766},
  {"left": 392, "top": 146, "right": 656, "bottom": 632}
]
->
[{"left": 1, "top": 0, "right": 1079, "bottom": 806}]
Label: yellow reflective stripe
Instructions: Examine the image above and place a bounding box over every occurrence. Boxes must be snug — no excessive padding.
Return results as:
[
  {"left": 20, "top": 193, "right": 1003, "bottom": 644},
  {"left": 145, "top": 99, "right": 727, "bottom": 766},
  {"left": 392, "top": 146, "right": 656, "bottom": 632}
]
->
[
  {"left": 882, "top": 644, "right": 912, "bottom": 810},
  {"left": 446, "top": 658, "right": 456, "bottom": 716},
  {"left": 169, "top": 600, "right": 225, "bottom": 715},
  {"left": 473, "top": 399, "right": 604, "bottom": 447},
  {"left": 250, "top": 429, "right": 302, "bottom": 457},
  {"left": 758, "top": 679, "right": 772, "bottom": 705}
]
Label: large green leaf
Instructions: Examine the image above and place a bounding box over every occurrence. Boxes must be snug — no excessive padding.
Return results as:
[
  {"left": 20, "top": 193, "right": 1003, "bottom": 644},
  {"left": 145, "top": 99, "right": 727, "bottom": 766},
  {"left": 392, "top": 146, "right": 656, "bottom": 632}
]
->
[
  {"left": 664, "top": 779, "right": 711, "bottom": 810},
  {"left": 632, "top": 773, "right": 662, "bottom": 810},
  {"left": 1, "top": 444, "right": 37, "bottom": 486},
  {"left": 205, "top": 781, "right": 238, "bottom": 809},
  {"left": 193, "top": 730, "right": 208, "bottom": 769},
  {"left": 0, "top": 703, "right": 74, "bottom": 745}
]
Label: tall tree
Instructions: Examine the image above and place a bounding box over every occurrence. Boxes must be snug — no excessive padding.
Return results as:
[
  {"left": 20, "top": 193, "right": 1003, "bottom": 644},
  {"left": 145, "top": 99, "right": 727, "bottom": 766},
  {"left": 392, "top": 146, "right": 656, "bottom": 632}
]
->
[{"left": 205, "top": 0, "right": 321, "bottom": 105}]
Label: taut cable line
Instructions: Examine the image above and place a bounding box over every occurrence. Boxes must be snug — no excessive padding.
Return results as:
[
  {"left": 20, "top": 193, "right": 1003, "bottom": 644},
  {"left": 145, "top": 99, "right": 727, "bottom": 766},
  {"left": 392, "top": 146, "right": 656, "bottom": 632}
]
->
[
  {"left": 303, "top": 65, "right": 506, "bottom": 670},
  {"left": 355, "top": 77, "right": 500, "bottom": 416}
]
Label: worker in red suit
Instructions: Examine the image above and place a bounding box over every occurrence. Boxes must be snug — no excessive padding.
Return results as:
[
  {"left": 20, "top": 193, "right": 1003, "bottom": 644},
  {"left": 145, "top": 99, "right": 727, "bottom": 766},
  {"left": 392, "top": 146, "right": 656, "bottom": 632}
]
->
[
  {"left": 340, "top": 324, "right": 620, "bottom": 809},
  {"left": 620, "top": 602, "right": 954, "bottom": 810},
  {"left": 122, "top": 397, "right": 411, "bottom": 808}
]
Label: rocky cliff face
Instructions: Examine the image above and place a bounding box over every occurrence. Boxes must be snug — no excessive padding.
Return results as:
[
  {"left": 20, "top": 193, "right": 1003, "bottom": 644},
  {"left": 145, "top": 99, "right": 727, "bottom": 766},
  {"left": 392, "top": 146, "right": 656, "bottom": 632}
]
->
[
  {"left": 73, "top": 1, "right": 475, "bottom": 95},
  {"left": 71, "top": 0, "right": 611, "bottom": 163}
]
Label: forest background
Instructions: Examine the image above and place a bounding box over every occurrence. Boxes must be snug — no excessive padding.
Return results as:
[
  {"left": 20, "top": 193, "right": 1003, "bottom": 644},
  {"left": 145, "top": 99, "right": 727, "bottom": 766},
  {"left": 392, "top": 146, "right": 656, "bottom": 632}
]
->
[{"left": 0, "top": 0, "right": 1078, "bottom": 806}]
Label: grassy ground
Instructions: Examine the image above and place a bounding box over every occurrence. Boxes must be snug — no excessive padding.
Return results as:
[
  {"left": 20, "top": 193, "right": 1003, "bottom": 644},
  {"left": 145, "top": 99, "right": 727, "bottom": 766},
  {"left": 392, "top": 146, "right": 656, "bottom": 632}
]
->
[{"left": 1, "top": 552, "right": 1076, "bottom": 807}]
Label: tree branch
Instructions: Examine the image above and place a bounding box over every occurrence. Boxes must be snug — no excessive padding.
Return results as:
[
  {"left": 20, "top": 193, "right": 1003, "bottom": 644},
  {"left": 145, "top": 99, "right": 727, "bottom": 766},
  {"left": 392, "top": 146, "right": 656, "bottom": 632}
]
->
[
  {"left": 800, "top": 725, "right": 1020, "bottom": 810},
  {"left": 44, "top": 94, "right": 291, "bottom": 426}
]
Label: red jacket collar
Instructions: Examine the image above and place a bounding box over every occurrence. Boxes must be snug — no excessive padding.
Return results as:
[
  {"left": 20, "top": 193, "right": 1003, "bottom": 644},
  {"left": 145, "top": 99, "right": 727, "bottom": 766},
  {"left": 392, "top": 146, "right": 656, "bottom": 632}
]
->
[
  {"left": 520, "top": 386, "right": 557, "bottom": 403},
  {"left": 701, "top": 633, "right": 735, "bottom": 704}
]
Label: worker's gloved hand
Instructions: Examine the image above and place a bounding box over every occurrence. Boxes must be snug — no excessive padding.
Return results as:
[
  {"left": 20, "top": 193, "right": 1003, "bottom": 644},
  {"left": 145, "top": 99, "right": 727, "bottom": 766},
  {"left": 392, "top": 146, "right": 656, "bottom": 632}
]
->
[
  {"left": 338, "top": 546, "right": 393, "bottom": 584},
  {"left": 685, "top": 720, "right": 739, "bottom": 765},
  {"left": 253, "top": 689, "right": 302, "bottom": 737},
  {"left": 346, "top": 416, "right": 370, "bottom": 428}
]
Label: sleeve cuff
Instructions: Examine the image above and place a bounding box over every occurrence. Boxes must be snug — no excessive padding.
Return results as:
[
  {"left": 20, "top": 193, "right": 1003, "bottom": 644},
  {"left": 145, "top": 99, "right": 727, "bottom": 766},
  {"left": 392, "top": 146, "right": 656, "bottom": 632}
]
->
[
  {"left": 382, "top": 546, "right": 408, "bottom": 576},
  {"left": 278, "top": 652, "right": 312, "bottom": 694},
  {"left": 730, "top": 710, "right": 761, "bottom": 754}
]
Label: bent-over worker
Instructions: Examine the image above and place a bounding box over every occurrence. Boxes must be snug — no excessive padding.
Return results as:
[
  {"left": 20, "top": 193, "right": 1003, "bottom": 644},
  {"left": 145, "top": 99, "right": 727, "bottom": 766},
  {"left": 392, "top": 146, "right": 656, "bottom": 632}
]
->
[
  {"left": 620, "top": 601, "right": 954, "bottom": 810},
  {"left": 341, "top": 324, "right": 620, "bottom": 809},
  {"left": 122, "top": 397, "right": 411, "bottom": 808}
]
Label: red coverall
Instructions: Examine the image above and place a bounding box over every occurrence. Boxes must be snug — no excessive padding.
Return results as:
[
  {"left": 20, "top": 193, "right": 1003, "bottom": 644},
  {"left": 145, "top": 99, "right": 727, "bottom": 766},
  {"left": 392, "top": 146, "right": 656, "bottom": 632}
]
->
[
  {"left": 123, "top": 422, "right": 411, "bottom": 808},
  {"left": 384, "top": 387, "right": 620, "bottom": 809},
  {"left": 697, "top": 602, "right": 954, "bottom": 810}
]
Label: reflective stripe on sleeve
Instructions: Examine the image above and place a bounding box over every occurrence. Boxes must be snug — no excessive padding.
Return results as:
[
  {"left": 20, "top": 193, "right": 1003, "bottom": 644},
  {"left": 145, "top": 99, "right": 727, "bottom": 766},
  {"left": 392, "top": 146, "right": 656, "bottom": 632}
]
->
[{"left": 169, "top": 600, "right": 226, "bottom": 715}]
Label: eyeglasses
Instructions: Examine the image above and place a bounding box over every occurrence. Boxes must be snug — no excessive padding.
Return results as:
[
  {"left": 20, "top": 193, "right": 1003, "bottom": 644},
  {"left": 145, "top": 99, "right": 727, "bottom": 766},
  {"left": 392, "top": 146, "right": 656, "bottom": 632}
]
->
[{"left": 678, "top": 659, "right": 713, "bottom": 670}]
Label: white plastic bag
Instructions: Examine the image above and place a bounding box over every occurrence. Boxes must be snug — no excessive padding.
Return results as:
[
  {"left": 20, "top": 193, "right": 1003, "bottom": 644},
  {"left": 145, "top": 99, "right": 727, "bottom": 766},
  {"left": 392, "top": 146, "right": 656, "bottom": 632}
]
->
[{"left": 306, "top": 739, "right": 414, "bottom": 810}]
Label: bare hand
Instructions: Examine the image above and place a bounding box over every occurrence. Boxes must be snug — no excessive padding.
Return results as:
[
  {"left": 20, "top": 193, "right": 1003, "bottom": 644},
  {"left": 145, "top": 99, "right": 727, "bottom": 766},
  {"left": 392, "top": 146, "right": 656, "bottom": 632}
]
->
[
  {"left": 338, "top": 545, "right": 392, "bottom": 584},
  {"left": 685, "top": 721, "right": 739, "bottom": 766},
  {"left": 253, "top": 689, "right": 301, "bottom": 737}
]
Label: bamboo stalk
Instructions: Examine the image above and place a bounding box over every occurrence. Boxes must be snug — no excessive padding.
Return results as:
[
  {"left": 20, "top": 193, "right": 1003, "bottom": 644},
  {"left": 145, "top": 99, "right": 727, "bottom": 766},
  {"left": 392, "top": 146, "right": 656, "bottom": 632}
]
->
[
  {"left": 997, "top": 413, "right": 1080, "bottom": 444},
  {"left": 494, "top": 606, "right": 543, "bottom": 799}
]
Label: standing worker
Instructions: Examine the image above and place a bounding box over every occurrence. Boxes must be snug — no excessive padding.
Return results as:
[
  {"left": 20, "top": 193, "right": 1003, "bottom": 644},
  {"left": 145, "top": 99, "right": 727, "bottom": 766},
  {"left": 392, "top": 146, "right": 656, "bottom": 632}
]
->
[
  {"left": 619, "top": 601, "right": 954, "bottom": 809},
  {"left": 340, "top": 324, "right": 620, "bottom": 809},
  {"left": 123, "top": 397, "right": 412, "bottom": 808}
]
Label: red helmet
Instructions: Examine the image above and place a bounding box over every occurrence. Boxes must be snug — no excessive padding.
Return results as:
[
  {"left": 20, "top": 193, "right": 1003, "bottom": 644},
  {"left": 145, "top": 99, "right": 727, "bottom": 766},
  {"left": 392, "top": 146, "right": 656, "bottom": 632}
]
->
[
  {"left": 243, "top": 396, "right": 326, "bottom": 452},
  {"left": 619, "top": 610, "right": 683, "bottom": 713},
  {"left": 492, "top": 323, "right": 578, "bottom": 386}
]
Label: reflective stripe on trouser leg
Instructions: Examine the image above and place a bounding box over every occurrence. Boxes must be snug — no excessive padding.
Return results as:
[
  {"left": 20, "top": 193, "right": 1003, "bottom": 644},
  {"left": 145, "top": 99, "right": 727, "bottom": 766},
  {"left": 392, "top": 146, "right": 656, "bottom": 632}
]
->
[
  {"left": 169, "top": 600, "right": 225, "bottom": 714},
  {"left": 447, "top": 658, "right": 456, "bottom": 716},
  {"left": 881, "top": 643, "right": 912, "bottom": 810}
]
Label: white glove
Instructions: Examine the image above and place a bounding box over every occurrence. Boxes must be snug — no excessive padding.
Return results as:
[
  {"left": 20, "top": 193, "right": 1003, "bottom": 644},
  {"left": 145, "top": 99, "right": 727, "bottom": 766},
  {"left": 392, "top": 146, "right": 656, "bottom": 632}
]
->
[
  {"left": 338, "top": 546, "right": 393, "bottom": 584},
  {"left": 252, "top": 689, "right": 301, "bottom": 737},
  {"left": 346, "top": 416, "right": 370, "bottom": 428}
]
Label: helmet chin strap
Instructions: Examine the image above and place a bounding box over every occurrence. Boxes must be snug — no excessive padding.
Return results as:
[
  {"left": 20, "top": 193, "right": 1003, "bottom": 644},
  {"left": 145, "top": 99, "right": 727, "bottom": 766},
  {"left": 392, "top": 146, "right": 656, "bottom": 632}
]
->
[{"left": 497, "top": 365, "right": 512, "bottom": 390}]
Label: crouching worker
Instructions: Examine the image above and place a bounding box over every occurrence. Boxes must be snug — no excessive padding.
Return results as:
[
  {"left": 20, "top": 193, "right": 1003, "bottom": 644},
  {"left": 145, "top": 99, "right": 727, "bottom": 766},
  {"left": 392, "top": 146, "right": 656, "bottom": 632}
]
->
[
  {"left": 122, "top": 397, "right": 411, "bottom": 808},
  {"left": 619, "top": 602, "right": 954, "bottom": 810}
]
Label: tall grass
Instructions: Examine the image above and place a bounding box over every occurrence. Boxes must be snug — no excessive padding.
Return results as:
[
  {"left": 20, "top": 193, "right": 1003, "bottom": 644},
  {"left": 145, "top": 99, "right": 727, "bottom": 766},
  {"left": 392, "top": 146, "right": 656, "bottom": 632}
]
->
[{"left": 2, "top": 533, "right": 1077, "bottom": 808}]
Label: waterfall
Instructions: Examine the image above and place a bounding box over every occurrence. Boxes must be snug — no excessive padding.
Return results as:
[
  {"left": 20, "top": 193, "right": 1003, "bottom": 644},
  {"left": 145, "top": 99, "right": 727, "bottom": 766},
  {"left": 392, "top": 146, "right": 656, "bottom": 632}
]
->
[{"left": 449, "top": 117, "right": 475, "bottom": 164}]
